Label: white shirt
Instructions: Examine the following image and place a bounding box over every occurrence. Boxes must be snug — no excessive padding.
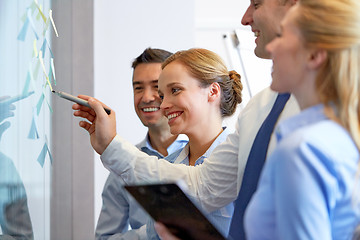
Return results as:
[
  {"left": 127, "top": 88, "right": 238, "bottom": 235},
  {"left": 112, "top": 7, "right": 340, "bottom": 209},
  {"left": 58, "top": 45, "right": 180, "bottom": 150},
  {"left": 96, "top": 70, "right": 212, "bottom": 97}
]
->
[{"left": 100, "top": 88, "right": 300, "bottom": 212}]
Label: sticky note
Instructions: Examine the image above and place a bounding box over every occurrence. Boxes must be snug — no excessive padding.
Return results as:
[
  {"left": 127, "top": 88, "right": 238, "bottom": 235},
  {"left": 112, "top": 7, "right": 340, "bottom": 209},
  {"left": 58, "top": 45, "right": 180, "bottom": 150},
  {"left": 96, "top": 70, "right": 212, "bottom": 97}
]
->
[
  {"left": 50, "top": 58, "right": 56, "bottom": 85},
  {"left": 36, "top": 93, "right": 44, "bottom": 116},
  {"left": 28, "top": 110, "right": 39, "bottom": 139},
  {"left": 27, "top": 8, "right": 39, "bottom": 40},
  {"left": 38, "top": 51, "right": 53, "bottom": 92},
  {"left": 17, "top": 18, "right": 30, "bottom": 41},
  {"left": 49, "top": 9, "right": 59, "bottom": 37}
]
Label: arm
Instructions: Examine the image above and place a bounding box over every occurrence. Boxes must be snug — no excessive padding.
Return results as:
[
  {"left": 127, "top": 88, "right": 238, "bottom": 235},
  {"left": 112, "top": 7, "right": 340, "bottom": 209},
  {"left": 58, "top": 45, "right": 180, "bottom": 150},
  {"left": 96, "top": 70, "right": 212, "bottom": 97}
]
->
[
  {"left": 73, "top": 96, "right": 240, "bottom": 212},
  {"left": 271, "top": 140, "right": 334, "bottom": 239},
  {"left": 73, "top": 89, "right": 279, "bottom": 212},
  {"left": 95, "top": 173, "right": 130, "bottom": 239}
]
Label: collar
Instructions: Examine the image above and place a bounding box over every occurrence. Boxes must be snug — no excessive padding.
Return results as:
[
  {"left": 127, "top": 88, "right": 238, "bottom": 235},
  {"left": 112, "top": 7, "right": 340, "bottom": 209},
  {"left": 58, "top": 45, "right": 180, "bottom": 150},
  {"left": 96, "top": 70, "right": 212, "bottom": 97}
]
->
[
  {"left": 275, "top": 104, "right": 328, "bottom": 142},
  {"left": 175, "top": 127, "right": 230, "bottom": 164}
]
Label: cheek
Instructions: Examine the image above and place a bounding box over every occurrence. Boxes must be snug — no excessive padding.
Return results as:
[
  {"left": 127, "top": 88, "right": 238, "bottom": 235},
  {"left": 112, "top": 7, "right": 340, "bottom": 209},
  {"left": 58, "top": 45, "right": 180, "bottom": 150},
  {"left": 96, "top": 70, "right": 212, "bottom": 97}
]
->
[{"left": 133, "top": 95, "right": 141, "bottom": 108}]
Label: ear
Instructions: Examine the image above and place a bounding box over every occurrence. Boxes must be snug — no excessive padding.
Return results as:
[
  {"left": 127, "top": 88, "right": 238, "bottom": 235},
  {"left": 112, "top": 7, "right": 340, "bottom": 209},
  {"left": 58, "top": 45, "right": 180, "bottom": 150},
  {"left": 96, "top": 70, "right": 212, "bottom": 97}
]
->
[
  {"left": 308, "top": 49, "right": 327, "bottom": 70},
  {"left": 208, "top": 82, "right": 221, "bottom": 103}
]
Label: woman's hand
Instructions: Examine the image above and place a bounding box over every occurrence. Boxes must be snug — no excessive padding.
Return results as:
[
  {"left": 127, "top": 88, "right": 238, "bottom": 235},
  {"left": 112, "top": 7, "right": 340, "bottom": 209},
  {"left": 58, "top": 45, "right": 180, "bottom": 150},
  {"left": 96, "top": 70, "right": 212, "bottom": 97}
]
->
[
  {"left": 155, "top": 222, "right": 181, "bottom": 240},
  {"left": 72, "top": 95, "right": 116, "bottom": 155}
]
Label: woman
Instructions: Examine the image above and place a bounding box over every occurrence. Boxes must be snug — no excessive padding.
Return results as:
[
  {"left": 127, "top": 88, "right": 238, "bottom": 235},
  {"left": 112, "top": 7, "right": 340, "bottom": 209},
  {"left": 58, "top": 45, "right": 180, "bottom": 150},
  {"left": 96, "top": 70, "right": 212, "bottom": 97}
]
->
[
  {"left": 74, "top": 48, "right": 243, "bottom": 237},
  {"left": 244, "top": 0, "right": 360, "bottom": 239}
]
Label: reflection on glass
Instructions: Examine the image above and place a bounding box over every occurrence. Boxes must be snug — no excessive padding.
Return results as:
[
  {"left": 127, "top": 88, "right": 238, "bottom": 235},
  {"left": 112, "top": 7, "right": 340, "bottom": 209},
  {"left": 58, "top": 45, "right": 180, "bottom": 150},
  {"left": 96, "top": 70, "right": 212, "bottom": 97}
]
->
[{"left": 0, "top": 99, "right": 33, "bottom": 240}]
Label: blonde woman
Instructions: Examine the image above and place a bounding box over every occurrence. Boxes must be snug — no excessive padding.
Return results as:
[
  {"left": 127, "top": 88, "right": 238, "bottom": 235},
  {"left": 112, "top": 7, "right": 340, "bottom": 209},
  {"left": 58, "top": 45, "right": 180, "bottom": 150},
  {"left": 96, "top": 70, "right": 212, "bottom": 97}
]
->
[
  {"left": 245, "top": 0, "right": 360, "bottom": 239},
  {"left": 74, "top": 48, "right": 242, "bottom": 238}
]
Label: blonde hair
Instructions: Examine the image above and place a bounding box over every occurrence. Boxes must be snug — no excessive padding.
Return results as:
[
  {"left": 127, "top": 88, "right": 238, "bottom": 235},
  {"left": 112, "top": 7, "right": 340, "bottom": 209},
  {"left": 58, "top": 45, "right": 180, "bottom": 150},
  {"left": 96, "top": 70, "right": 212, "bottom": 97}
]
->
[
  {"left": 162, "top": 48, "right": 243, "bottom": 117},
  {"left": 295, "top": 0, "right": 360, "bottom": 235},
  {"left": 295, "top": 0, "right": 360, "bottom": 151}
]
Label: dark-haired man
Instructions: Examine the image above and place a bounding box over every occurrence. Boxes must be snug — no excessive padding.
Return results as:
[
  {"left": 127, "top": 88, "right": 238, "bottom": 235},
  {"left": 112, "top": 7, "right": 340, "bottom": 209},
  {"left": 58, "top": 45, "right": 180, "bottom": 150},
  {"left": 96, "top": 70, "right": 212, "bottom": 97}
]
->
[{"left": 95, "top": 48, "right": 187, "bottom": 239}]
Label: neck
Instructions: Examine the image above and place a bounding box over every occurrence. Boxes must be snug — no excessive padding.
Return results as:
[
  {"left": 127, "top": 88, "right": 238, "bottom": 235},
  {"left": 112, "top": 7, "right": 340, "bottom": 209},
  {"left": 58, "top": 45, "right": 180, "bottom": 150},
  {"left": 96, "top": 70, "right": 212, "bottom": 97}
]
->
[
  {"left": 148, "top": 125, "right": 178, "bottom": 157},
  {"left": 187, "top": 121, "right": 223, "bottom": 166},
  {"left": 293, "top": 73, "right": 321, "bottom": 110}
]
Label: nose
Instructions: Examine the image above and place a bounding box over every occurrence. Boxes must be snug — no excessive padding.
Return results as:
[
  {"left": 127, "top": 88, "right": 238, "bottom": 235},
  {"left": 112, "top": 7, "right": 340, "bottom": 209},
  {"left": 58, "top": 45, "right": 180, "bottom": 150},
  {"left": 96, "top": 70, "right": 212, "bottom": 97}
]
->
[
  {"left": 160, "top": 95, "right": 170, "bottom": 111},
  {"left": 241, "top": 5, "right": 254, "bottom": 26},
  {"left": 142, "top": 87, "right": 156, "bottom": 103}
]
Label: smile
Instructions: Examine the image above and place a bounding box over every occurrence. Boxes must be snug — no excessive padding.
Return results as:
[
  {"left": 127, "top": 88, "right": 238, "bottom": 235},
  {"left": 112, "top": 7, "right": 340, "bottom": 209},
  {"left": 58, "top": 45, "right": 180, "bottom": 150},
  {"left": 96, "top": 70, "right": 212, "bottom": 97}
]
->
[
  {"left": 254, "top": 31, "right": 259, "bottom": 37},
  {"left": 167, "top": 112, "right": 182, "bottom": 121},
  {"left": 142, "top": 107, "right": 159, "bottom": 112}
]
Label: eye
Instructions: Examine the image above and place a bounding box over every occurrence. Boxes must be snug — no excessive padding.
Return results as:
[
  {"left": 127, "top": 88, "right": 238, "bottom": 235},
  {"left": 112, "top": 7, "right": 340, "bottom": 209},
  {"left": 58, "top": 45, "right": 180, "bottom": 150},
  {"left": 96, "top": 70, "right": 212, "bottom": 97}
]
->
[
  {"left": 171, "top": 88, "right": 181, "bottom": 94},
  {"left": 253, "top": 0, "right": 261, "bottom": 9},
  {"left": 133, "top": 87, "right": 143, "bottom": 93}
]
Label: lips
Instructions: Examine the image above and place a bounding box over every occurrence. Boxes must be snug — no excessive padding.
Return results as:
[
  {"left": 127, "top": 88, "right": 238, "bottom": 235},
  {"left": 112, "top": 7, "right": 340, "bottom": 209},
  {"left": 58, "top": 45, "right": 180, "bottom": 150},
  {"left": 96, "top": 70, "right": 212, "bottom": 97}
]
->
[{"left": 166, "top": 112, "right": 182, "bottom": 122}]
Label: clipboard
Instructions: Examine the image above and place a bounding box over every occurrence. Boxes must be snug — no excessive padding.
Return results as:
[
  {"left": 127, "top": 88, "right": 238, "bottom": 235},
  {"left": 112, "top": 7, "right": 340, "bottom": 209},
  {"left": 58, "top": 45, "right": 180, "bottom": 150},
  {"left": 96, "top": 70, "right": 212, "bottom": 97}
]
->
[{"left": 124, "top": 181, "right": 226, "bottom": 240}]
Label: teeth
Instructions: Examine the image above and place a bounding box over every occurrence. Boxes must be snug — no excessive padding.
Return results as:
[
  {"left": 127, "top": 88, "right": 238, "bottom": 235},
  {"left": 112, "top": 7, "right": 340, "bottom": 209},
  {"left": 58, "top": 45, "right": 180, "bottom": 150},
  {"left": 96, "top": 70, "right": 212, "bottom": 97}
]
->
[
  {"left": 254, "top": 32, "right": 259, "bottom": 37},
  {"left": 143, "top": 107, "right": 159, "bottom": 112},
  {"left": 167, "top": 113, "right": 181, "bottom": 121}
]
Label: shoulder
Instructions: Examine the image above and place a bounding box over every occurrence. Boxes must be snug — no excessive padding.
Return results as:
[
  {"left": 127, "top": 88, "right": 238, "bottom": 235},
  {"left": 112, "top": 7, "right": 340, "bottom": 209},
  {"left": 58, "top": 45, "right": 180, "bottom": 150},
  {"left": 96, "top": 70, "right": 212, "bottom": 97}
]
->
[
  {"left": 241, "top": 87, "right": 278, "bottom": 116},
  {"left": 273, "top": 120, "right": 358, "bottom": 176}
]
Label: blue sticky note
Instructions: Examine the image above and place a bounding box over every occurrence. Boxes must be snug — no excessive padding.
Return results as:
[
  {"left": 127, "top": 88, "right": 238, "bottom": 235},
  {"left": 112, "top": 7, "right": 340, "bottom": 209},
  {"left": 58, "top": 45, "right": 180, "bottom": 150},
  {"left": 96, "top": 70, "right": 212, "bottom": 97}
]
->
[
  {"left": 37, "top": 143, "right": 47, "bottom": 167},
  {"left": 28, "top": 112, "right": 39, "bottom": 139},
  {"left": 40, "top": 38, "right": 47, "bottom": 58},
  {"left": 36, "top": 93, "right": 45, "bottom": 116},
  {"left": 17, "top": 18, "right": 30, "bottom": 41},
  {"left": 45, "top": 142, "right": 53, "bottom": 164},
  {"left": 44, "top": 94, "right": 53, "bottom": 113},
  {"left": 22, "top": 72, "right": 31, "bottom": 95},
  {"left": 27, "top": 8, "right": 39, "bottom": 40}
]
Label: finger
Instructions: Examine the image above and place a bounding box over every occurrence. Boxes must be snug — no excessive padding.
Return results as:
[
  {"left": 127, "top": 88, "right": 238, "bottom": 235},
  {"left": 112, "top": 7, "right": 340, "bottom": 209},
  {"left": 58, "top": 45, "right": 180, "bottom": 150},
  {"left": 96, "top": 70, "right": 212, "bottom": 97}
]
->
[
  {"left": 155, "top": 222, "right": 181, "bottom": 240},
  {"left": 72, "top": 103, "right": 96, "bottom": 115},
  {"left": 73, "top": 109, "right": 96, "bottom": 123},
  {"left": 82, "top": 95, "right": 111, "bottom": 110},
  {"left": 0, "top": 110, "right": 15, "bottom": 123},
  {"left": 79, "top": 121, "right": 92, "bottom": 132},
  {"left": 88, "top": 97, "right": 112, "bottom": 118},
  {"left": 0, "top": 96, "right": 10, "bottom": 101},
  {"left": 77, "top": 95, "right": 91, "bottom": 101},
  {"left": 0, "top": 121, "right": 11, "bottom": 140}
]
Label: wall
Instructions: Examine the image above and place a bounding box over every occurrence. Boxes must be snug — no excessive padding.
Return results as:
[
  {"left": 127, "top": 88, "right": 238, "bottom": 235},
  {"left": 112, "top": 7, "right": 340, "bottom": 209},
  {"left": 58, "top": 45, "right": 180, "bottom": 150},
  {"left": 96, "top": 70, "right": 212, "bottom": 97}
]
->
[
  {"left": 93, "top": 0, "right": 272, "bottom": 228},
  {"left": 51, "top": 1, "right": 95, "bottom": 239},
  {"left": 93, "top": 0, "right": 196, "bottom": 226},
  {"left": 0, "top": 0, "right": 52, "bottom": 239}
]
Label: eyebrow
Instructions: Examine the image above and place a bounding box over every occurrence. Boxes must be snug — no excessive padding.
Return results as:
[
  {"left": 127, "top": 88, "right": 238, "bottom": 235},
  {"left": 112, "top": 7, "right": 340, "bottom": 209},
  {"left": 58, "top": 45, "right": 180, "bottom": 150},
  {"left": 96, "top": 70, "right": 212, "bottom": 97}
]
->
[
  {"left": 132, "top": 80, "right": 158, "bottom": 86},
  {"left": 166, "top": 82, "right": 182, "bottom": 88}
]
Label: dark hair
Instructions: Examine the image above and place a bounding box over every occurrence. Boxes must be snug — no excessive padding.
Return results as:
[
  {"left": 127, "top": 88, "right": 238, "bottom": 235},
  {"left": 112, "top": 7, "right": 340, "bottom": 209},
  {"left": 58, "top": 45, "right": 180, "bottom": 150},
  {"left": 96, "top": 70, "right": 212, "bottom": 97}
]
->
[{"left": 131, "top": 48, "right": 173, "bottom": 69}]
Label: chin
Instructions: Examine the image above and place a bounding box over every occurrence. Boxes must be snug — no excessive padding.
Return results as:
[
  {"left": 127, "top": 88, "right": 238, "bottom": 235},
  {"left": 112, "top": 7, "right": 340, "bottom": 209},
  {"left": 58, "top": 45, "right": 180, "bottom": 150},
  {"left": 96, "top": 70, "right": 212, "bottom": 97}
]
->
[
  {"left": 169, "top": 126, "right": 181, "bottom": 136},
  {"left": 270, "top": 81, "right": 283, "bottom": 93}
]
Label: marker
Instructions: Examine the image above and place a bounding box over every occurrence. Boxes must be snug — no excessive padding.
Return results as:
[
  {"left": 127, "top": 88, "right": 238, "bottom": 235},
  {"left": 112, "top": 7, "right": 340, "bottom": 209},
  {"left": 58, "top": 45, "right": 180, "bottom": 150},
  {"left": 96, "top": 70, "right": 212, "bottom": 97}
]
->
[{"left": 52, "top": 90, "right": 111, "bottom": 115}]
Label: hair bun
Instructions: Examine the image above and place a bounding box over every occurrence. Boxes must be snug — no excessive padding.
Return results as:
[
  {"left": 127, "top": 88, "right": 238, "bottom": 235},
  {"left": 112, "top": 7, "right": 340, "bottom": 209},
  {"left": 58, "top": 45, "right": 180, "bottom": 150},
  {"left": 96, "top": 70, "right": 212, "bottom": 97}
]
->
[{"left": 229, "top": 70, "right": 243, "bottom": 104}]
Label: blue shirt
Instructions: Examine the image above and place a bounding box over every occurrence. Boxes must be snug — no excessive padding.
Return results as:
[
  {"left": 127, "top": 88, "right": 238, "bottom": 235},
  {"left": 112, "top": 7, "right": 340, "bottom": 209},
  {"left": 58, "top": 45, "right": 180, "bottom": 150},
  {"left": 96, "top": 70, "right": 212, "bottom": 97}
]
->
[
  {"left": 146, "top": 127, "right": 235, "bottom": 239},
  {"left": 95, "top": 134, "right": 188, "bottom": 240},
  {"left": 245, "top": 104, "right": 360, "bottom": 239}
]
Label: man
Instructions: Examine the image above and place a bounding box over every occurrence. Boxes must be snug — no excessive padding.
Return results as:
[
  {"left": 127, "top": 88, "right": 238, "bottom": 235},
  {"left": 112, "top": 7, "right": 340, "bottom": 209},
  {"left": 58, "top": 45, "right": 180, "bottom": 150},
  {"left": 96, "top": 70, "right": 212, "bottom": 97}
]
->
[
  {"left": 155, "top": 0, "right": 300, "bottom": 239},
  {"left": 75, "top": 0, "right": 299, "bottom": 239},
  {"left": 95, "top": 48, "right": 188, "bottom": 239}
]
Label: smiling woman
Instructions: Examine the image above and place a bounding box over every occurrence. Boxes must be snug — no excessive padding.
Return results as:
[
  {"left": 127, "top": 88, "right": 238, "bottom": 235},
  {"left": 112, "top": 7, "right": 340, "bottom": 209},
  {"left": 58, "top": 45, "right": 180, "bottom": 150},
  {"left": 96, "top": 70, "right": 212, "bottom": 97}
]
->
[
  {"left": 73, "top": 48, "right": 243, "bottom": 238},
  {"left": 244, "top": 0, "right": 360, "bottom": 239}
]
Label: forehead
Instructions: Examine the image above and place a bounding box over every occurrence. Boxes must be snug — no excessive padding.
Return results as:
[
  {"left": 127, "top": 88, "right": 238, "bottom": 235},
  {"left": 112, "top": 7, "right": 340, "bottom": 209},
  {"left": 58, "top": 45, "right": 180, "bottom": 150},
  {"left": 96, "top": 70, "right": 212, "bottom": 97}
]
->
[
  {"left": 132, "top": 63, "right": 162, "bottom": 83},
  {"left": 159, "top": 61, "right": 199, "bottom": 90},
  {"left": 158, "top": 61, "right": 190, "bottom": 85}
]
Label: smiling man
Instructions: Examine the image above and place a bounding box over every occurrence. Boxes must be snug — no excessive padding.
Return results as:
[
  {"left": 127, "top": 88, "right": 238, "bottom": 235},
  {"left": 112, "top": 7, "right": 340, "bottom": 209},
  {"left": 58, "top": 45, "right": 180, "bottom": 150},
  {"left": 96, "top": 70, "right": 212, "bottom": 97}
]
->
[{"left": 95, "top": 48, "right": 188, "bottom": 240}]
